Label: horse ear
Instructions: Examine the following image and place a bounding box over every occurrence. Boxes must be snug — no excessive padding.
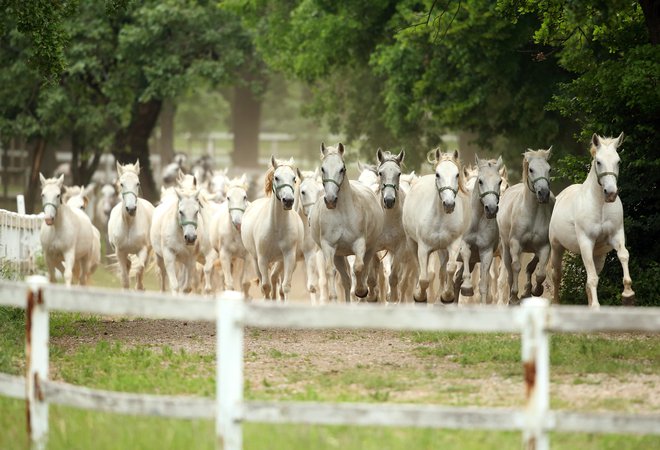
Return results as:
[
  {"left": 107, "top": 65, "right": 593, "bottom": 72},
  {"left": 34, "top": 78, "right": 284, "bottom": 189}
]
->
[
  {"left": 270, "top": 155, "right": 278, "bottom": 168},
  {"left": 39, "top": 173, "right": 47, "bottom": 186},
  {"left": 499, "top": 164, "right": 508, "bottom": 179},
  {"left": 175, "top": 188, "right": 183, "bottom": 201},
  {"left": 435, "top": 148, "right": 441, "bottom": 161},
  {"left": 296, "top": 168, "right": 303, "bottom": 180},
  {"left": 116, "top": 161, "right": 123, "bottom": 176},
  {"left": 82, "top": 195, "right": 89, "bottom": 210},
  {"left": 320, "top": 142, "right": 326, "bottom": 157},
  {"left": 615, "top": 132, "right": 624, "bottom": 148},
  {"left": 496, "top": 156, "right": 504, "bottom": 171},
  {"left": 591, "top": 133, "right": 601, "bottom": 150},
  {"left": 223, "top": 167, "right": 229, "bottom": 175},
  {"left": 475, "top": 154, "right": 481, "bottom": 166},
  {"left": 177, "top": 168, "right": 185, "bottom": 183},
  {"left": 376, "top": 148, "right": 384, "bottom": 164},
  {"left": 337, "top": 143, "right": 345, "bottom": 155},
  {"left": 397, "top": 149, "right": 405, "bottom": 164},
  {"left": 463, "top": 166, "right": 470, "bottom": 178},
  {"left": 240, "top": 173, "right": 247, "bottom": 186},
  {"left": 546, "top": 146, "right": 553, "bottom": 159},
  {"left": 452, "top": 149, "right": 458, "bottom": 161},
  {"left": 56, "top": 174, "right": 65, "bottom": 187},
  {"left": 135, "top": 159, "right": 140, "bottom": 174}
]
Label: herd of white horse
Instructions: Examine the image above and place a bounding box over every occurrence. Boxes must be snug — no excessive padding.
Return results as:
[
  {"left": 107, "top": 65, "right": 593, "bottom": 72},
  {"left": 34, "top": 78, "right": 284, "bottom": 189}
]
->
[{"left": 37, "top": 132, "right": 634, "bottom": 308}]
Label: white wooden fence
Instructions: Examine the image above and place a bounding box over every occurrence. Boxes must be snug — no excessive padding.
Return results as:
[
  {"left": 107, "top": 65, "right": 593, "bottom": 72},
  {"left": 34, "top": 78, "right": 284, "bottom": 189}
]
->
[
  {"left": 0, "top": 204, "right": 43, "bottom": 276},
  {"left": 0, "top": 277, "right": 659, "bottom": 450}
]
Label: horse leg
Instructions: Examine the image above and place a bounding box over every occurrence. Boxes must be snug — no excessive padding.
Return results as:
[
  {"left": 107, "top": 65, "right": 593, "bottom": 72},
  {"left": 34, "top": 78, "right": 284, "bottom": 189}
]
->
[
  {"left": 163, "top": 249, "right": 180, "bottom": 294},
  {"left": 609, "top": 229, "right": 635, "bottom": 304},
  {"left": 315, "top": 251, "right": 328, "bottom": 304},
  {"left": 352, "top": 238, "right": 368, "bottom": 299},
  {"left": 508, "top": 239, "right": 522, "bottom": 304},
  {"left": 389, "top": 256, "right": 401, "bottom": 304},
  {"left": 440, "top": 241, "right": 461, "bottom": 304},
  {"left": 155, "top": 254, "right": 168, "bottom": 292},
  {"left": 549, "top": 240, "right": 564, "bottom": 305},
  {"left": 531, "top": 247, "right": 548, "bottom": 297},
  {"left": 117, "top": 250, "right": 131, "bottom": 289},
  {"left": 413, "top": 241, "right": 431, "bottom": 303},
  {"left": 496, "top": 257, "right": 508, "bottom": 305},
  {"left": 63, "top": 251, "right": 75, "bottom": 287},
  {"left": 320, "top": 241, "right": 339, "bottom": 302},
  {"left": 478, "top": 249, "right": 494, "bottom": 304},
  {"left": 522, "top": 255, "right": 539, "bottom": 298},
  {"left": 576, "top": 234, "right": 600, "bottom": 308},
  {"left": 459, "top": 242, "right": 475, "bottom": 297},
  {"left": 365, "top": 252, "right": 380, "bottom": 302},
  {"left": 281, "top": 248, "right": 298, "bottom": 301},
  {"left": 46, "top": 254, "right": 58, "bottom": 283},
  {"left": 220, "top": 248, "right": 235, "bottom": 291},
  {"left": 203, "top": 250, "right": 217, "bottom": 295},
  {"left": 135, "top": 247, "right": 150, "bottom": 291},
  {"left": 257, "top": 255, "right": 272, "bottom": 299},
  {"left": 304, "top": 250, "right": 319, "bottom": 304},
  {"left": 333, "top": 255, "right": 351, "bottom": 303}
]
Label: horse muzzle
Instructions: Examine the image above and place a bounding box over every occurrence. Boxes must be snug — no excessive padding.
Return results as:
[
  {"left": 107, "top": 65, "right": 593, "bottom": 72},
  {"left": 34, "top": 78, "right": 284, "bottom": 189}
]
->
[
  {"left": 184, "top": 234, "right": 197, "bottom": 245},
  {"left": 126, "top": 206, "right": 137, "bottom": 216},
  {"left": 604, "top": 188, "right": 618, "bottom": 203},
  {"left": 484, "top": 205, "right": 498, "bottom": 219},
  {"left": 383, "top": 197, "right": 396, "bottom": 209},
  {"left": 536, "top": 188, "right": 550, "bottom": 204},
  {"left": 282, "top": 198, "right": 294, "bottom": 210},
  {"left": 442, "top": 200, "right": 455, "bottom": 214},
  {"left": 324, "top": 196, "right": 337, "bottom": 209},
  {"left": 44, "top": 217, "right": 54, "bottom": 226}
]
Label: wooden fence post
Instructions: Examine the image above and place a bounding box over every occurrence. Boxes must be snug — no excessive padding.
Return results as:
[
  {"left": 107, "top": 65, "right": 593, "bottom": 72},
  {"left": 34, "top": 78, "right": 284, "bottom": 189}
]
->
[
  {"left": 217, "top": 291, "right": 245, "bottom": 450},
  {"left": 25, "top": 275, "right": 49, "bottom": 450},
  {"left": 521, "top": 297, "right": 550, "bottom": 450}
]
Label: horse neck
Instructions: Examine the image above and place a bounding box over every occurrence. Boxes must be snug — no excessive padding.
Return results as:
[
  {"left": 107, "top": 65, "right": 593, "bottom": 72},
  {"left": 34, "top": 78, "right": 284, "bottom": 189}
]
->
[
  {"left": 268, "top": 193, "right": 288, "bottom": 222},
  {"left": 51, "top": 202, "right": 75, "bottom": 228},
  {"left": 583, "top": 164, "right": 606, "bottom": 207},
  {"left": 336, "top": 177, "right": 357, "bottom": 212},
  {"left": 470, "top": 184, "right": 484, "bottom": 218}
]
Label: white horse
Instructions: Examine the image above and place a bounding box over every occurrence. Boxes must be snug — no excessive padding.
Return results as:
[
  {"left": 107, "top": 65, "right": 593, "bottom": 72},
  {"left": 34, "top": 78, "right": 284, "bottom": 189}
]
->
[
  {"left": 63, "top": 185, "right": 102, "bottom": 278},
  {"left": 310, "top": 143, "right": 384, "bottom": 302},
  {"left": 150, "top": 187, "right": 203, "bottom": 294},
  {"left": 108, "top": 161, "right": 155, "bottom": 290},
  {"left": 241, "top": 157, "right": 304, "bottom": 300},
  {"left": 372, "top": 148, "right": 414, "bottom": 303},
  {"left": 95, "top": 183, "right": 119, "bottom": 241},
  {"left": 454, "top": 156, "right": 504, "bottom": 304},
  {"left": 291, "top": 168, "right": 328, "bottom": 304},
  {"left": 549, "top": 133, "right": 634, "bottom": 308},
  {"left": 498, "top": 149, "right": 554, "bottom": 304},
  {"left": 39, "top": 174, "right": 98, "bottom": 286},
  {"left": 210, "top": 174, "right": 251, "bottom": 298},
  {"left": 208, "top": 168, "right": 230, "bottom": 202},
  {"left": 403, "top": 149, "right": 470, "bottom": 303}
]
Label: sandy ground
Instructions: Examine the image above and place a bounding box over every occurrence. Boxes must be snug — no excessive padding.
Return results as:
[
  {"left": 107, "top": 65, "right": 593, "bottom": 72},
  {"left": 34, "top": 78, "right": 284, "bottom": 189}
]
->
[{"left": 49, "top": 267, "right": 660, "bottom": 413}]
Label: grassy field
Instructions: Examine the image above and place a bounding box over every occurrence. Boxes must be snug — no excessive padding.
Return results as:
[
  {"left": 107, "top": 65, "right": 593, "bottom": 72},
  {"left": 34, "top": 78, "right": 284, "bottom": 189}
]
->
[{"left": 0, "top": 265, "right": 659, "bottom": 449}]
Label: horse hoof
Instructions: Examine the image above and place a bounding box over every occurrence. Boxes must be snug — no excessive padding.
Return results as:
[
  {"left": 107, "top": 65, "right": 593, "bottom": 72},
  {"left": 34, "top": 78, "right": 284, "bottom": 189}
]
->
[
  {"left": 508, "top": 297, "right": 521, "bottom": 306},
  {"left": 413, "top": 295, "right": 427, "bottom": 303},
  {"left": 532, "top": 285, "right": 544, "bottom": 297},
  {"left": 355, "top": 288, "right": 368, "bottom": 298},
  {"left": 460, "top": 286, "right": 474, "bottom": 297},
  {"left": 440, "top": 296, "right": 455, "bottom": 305},
  {"left": 622, "top": 293, "right": 636, "bottom": 307}
]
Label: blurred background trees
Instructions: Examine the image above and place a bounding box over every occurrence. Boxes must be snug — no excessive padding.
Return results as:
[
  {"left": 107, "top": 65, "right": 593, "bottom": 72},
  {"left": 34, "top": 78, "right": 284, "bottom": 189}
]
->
[{"left": 1, "top": 0, "right": 658, "bottom": 304}]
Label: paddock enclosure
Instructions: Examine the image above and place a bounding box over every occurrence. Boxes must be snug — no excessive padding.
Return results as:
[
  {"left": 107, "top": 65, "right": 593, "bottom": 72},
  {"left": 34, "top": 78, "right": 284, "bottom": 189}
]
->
[{"left": 0, "top": 275, "right": 659, "bottom": 450}]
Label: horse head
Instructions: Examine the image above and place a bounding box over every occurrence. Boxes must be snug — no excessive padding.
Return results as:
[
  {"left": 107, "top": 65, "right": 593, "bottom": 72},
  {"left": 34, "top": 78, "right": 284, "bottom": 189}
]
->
[
  {"left": 175, "top": 188, "right": 202, "bottom": 245},
  {"left": 376, "top": 148, "right": 405, "bottom": 209},
  {"left": 268, "top": 156, "right": 297, "bottom": 210},
  {"left": 434, "top": 149, "right": 463, "bottom": 214},
  {"left": 297, "top": 168, "right": 323, "bottom": 221},
  {"left": 39, "top": 173, "right": 65, "bottom": 226},
  {"left": 226, "top": 174, "right": 249, "bottom": 232},
  {"left": 117, "top": 160, "right": 141, "bottom": 216},
  {"left": 475, "top": 155, "right": 504, "bottom": 219},
  {"left": 320, "top": 142, "right": 346, "bottom": 209},
  {"left": 523, "top": 147, "right": 552, "bottom": 203},
  {"left": 100, "top": 183, "right": 119, "bottom": 218},
  {"left": 591, "top": 132, "right": 624, "bottom": 203}
]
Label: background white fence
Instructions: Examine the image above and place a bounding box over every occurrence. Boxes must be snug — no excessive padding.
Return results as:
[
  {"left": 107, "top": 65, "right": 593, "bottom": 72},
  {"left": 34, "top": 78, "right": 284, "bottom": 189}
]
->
[
  {"left": 0, "top": 204, "right": 43, "bottom": 276},
  {"left": 0, "top": 277, "right": 659, "bottom": 450}
]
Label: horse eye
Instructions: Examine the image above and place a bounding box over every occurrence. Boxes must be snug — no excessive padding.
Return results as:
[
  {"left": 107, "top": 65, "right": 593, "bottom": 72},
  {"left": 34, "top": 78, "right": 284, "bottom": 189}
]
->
[
  {"left": 275, "top": 176, "right": 279, "bottom": 182},
  {"left": 435, "top": 173, "right": 440, "bottom": 178},
  {"left": 243, "top": 195, "right": 247, "bottom": 200},
  {"left": 498, "top": 180, "right": 502, "bottom": 186},
  {"left": 478, "top": 179, "right": 483, "bottom": 185},
  {"left": 301, "top": 190, "right": 306, "bottom": 196},
  {"left": 596, "top": 160, "right": 601, "bottom": 166},
  {"left": 530, "top": 168, "right": 534, "bottom": 173}
]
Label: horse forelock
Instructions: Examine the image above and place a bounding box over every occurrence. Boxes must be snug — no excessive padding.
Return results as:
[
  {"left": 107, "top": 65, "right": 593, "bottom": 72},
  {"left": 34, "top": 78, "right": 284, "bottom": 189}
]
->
[
  {"left": 590, "top": 136, "right": 620, "bottom": 157},
  {"left": 228, "top": 177, "right": 248, "bottom": 191},
  {"left": 321, "top": 145, "right": 344, "bottom": 159}
]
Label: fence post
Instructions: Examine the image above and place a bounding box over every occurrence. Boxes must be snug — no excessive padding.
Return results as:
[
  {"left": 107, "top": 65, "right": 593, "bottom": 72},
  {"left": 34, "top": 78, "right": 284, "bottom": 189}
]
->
[
  {"left": 25, "top": 275, "right": 49, "bottom": 450},
  {"left": 521, "top": 297, "right": 550, "bottom": 450},
  {"left": 17, "top": 194, "right": 26, "bottom": 214},
  {"left": 217, "top": 291, "right": 245, "bottom": 450}
]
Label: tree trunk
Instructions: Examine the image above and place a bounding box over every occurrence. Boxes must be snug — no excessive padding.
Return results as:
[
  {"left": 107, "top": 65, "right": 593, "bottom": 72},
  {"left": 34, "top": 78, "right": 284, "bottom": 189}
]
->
[
  {"left": 25, "top": 137, "right": 47, "bottom": 214},
  {"left": 640, "top": 0, "right": 660, "bottom": 45},
  {"left": 231, "top": 75, "right": 262, "bottom": 168},
  {"left": 114, "top": 99, "right": 162, "bottom": 202},
  {"left": 159, "top": 99, "right": 176, "bottom": 165}
]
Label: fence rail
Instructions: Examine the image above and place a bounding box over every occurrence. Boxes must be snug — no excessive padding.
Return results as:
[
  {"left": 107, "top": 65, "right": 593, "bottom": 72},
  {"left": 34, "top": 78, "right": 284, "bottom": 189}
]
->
[{"left": 0, "top": 277, "right": 659, "bottom": 450}]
